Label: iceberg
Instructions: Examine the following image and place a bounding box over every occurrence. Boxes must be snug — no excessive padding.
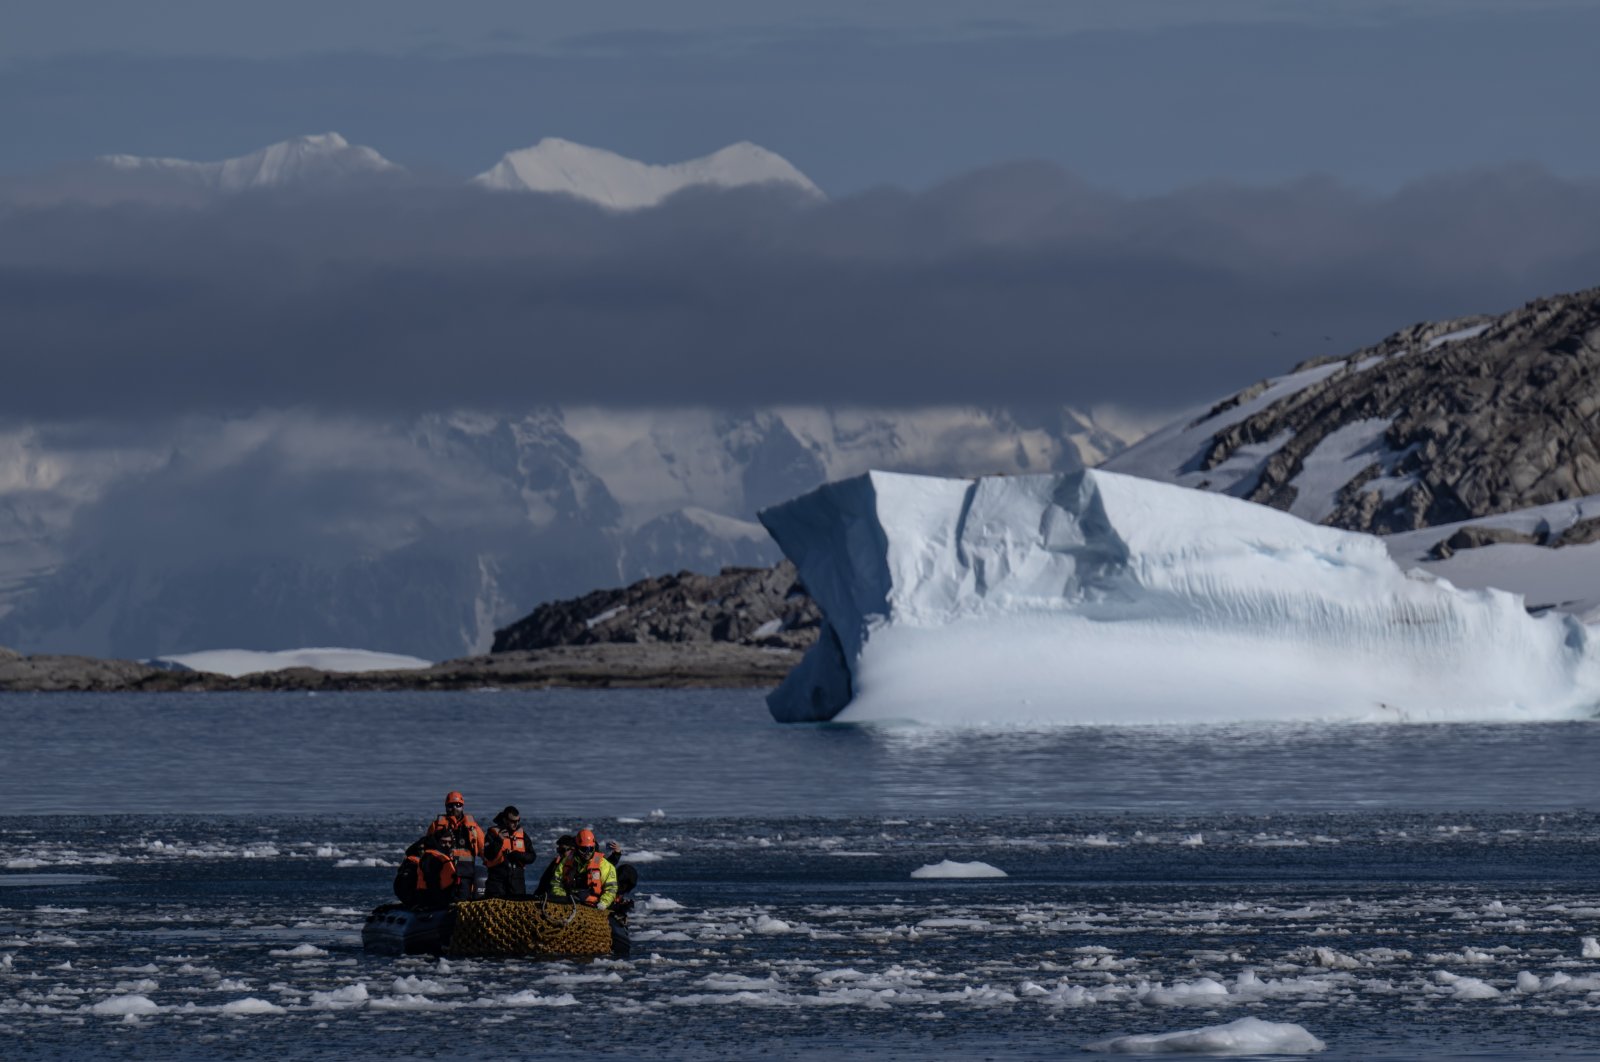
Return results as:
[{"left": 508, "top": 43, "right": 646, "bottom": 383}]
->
[{"left": 758, "top": 470, "right": 1600, "bottom": 725}]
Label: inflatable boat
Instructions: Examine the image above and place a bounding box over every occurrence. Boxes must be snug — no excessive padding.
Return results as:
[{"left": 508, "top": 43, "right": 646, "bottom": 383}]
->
[{"left": 362, "top": 897, "right": 629, "bottom": 959}]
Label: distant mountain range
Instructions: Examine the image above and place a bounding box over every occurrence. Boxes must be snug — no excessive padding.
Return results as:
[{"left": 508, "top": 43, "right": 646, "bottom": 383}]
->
[
  {"left": 3, "top": 132, "right": 822, "bottom": 210},
  {"left": 0, "top": 406, "right": 1134, "bottom": 661}
]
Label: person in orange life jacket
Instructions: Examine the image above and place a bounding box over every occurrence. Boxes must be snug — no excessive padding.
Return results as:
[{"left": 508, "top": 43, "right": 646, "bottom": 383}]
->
[
  {"left": 482, "top": 806, "right": 536, "bottom": 898},
  {"left": 394, "top": 829, "right": 459, "bottom": 908},
  {"left": 536, "top": 834, "right": 627, "bottom": 896},
  {"left": 549, "top": 829, "right": 618, "bottom": 909},
  {"left": 424, "top": 790, "right": 485, "bottom": 859}
]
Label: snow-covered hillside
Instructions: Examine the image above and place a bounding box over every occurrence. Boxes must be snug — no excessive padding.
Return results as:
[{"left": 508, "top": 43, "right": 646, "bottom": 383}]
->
[
  {"left": 473, "top": 138, "right": 822, "bottom": 209},
  {"left": 1102, "top": 286, "right": 1600, "bottom": 621},
  {"left": 96, "top": 133, "right": 403, "bottom": 191},
  {"left": 760, "top": 470, "right": 1600, "bottom": 726},
  {"left": 0, "top": 406, "right": 1135, "bottom": 661}
]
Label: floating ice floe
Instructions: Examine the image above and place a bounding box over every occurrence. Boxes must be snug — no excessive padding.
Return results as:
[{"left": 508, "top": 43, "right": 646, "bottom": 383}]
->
[
  {"left": 1085, "top": 1015, "right": 1326, "bottom": 1055},
  {"left": 267, "top": 944, "right": 327, "bottom": 958},
  {"left": 89, "top": 994, "right": 160, "bottom": 1016},
  {"left": 641, "top": 895, "right": 684, "bottom": 912},
  {"left": 308, "top": 983, "right": 369, "bottom": 1008},
  {"left": 219, "top": 997, "right": 284, "bottom": 1015},
  {"left": 910, "top": 860, "right": 1007, "bottom": 879},
  {"left": 760, "top": 470, "right": 1600, "bottom": 725}
]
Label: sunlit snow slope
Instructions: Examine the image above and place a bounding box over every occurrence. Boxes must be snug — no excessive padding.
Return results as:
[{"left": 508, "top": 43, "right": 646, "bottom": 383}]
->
[
  {"left": 473, "top": 139, "right": 822, "bottom": 209},
  {"left": 759, "top": 470, "right": 1600, "bottom": 726}
]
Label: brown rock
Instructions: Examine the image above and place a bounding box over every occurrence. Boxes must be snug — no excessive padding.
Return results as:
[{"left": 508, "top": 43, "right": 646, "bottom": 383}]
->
[{"left": 1193, "top": 287, "right": 1600, "bottom": 534}]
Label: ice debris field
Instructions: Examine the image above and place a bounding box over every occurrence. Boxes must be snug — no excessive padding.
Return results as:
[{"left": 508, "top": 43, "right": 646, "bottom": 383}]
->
[
  {"left": 761, "top": 470, "right": 1600, "bottom": 726},
  {"left": 7, "top": 813, "right": 1600, "bottom": 1059}
]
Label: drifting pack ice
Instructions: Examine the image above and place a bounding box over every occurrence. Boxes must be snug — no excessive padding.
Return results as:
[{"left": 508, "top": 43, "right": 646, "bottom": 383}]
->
[{"left": 758, "top": 470, "right": 1600, "bottom": 725}]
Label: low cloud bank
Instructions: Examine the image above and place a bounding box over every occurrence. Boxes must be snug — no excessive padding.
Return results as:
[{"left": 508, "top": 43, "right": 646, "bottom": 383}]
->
[{"left": 4, "top": 163, "right": 1599, "bottom": 419}]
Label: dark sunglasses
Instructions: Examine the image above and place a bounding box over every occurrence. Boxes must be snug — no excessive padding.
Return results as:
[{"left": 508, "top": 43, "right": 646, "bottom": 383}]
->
[{"left": 446, "top": 802, "right": 464, "bottom": 809}]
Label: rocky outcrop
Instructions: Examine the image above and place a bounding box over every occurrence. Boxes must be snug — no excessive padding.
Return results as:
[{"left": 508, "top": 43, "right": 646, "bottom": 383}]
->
[
  {"left": 1195, "top": 287, "right": 1600, "bottom": 533},
  {"left": 0, "top": 562, "right": 822, "bottom": 692},
  {"left": 492, "top": 561, "right": 820, "bottom": 653},
  {"left": 1427, "top": 526, "right": 1545, "bottom": 560},
  {"left": 0, "top": 651, "right": 205, "bottom": 692}
]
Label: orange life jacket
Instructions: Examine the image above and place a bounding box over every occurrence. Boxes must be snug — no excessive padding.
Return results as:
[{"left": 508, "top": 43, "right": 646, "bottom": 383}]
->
[
  {"left": 483, "top": 828, "right": 529, "bottom": 869},
  {"left": 425, "top": 813, "right": 485, "bottom": 859},
  {"left": 560, "top": 851, "right": 609, "bottom": 904},
  {"left": 411, "top": 846, "right": 458, "bottom": 894}
]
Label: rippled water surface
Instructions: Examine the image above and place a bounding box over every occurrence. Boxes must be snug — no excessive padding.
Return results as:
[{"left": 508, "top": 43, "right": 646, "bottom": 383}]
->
[{"left": 4, "top": 690, "right": 1600, "bottom": 1059}]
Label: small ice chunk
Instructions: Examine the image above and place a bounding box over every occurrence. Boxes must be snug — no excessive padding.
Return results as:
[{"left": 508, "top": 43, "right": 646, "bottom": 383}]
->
[
  {"left": 1086, "top": 1016, "right": 1327, "bottom": 1055},
  {"left": 501, "top": 990, "right": 579, "bottom": 1007},
  {"left": 753, "top": 915, "right": 794, "bottom": 934},
  {"left": 1440, "top": 974, "right": 1501, "bottom": 1000},
  {"left": 641, "top": 896, "right": 683, "bottom": 912},
  {"left": 220, "top": 997, "right": 285, "bottom": 1015},
  {"left": 910, "top": 859, "right": 1007, "bottom": 879},
  {"left": 309, "top": 983, "right": 369, "bottom": 1007},
  {"left": 91, "top": 994, "right": 161, "bottom": 1016},
  {"left": 268, "top": 944, "right": 328, "bottom": 958},
  {"left": 1582, "top": 936, "right": 1600, "bottom": 959}
]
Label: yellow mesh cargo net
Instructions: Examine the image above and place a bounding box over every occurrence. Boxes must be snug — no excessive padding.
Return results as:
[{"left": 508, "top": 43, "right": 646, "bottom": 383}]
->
[{"left": 447, "top": 898, "right": 615, "bottom": 959}]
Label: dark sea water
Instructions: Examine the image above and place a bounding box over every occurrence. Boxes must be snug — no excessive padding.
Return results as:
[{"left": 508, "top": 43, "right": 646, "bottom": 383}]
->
[{"left": 4, "top": 690, "right": 1600, "bottom": 1060}]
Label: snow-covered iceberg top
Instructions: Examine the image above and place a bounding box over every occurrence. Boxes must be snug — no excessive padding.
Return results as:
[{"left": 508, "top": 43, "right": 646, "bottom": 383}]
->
[
  {"left": 758, "top": 470, "right": 1600, "bottom": 725},
  {"left": 155, "top": 647, "right": 431, "bottom": 677}
]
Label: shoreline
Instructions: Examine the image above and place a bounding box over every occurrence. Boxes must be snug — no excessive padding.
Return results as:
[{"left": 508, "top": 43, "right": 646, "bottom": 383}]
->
[{"left": 0, "top": 643, "right": 800, "bottom": 693}]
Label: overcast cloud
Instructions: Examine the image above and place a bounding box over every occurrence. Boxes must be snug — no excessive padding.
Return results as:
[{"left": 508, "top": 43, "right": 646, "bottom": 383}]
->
[{"left": 3, "top": 163, "right": 1598, "bottom": 422}]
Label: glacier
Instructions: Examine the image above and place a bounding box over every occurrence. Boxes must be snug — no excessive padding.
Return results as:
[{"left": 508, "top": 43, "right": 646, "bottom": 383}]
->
[{"left": 758, "top": 470, "right": 1600, "bottom": 725}]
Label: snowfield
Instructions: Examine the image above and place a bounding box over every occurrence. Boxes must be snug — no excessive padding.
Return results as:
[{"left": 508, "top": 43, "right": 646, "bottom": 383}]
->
[
  {"left": 759, "top": 470, "right": 1600, "bottom": 725},
  {"left": 156, "top": 648, "right": 432, "bottom": 677}
]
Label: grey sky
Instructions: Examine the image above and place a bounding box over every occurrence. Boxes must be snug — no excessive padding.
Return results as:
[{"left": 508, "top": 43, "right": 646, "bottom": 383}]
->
[
  {"left": 3, "top": 3, "right": 1599, "bottom": 194},
  {"left": 5, "top": 1, "right": 1588, "bottom": 60}
]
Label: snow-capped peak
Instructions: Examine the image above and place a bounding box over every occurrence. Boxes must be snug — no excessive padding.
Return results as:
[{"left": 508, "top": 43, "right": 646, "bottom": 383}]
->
[
  {"left": 95, "top": 132, "right": 403, "bottom": 191},
  {"left": 472, "top": 137, "right": 823, "bottom": 209}
]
